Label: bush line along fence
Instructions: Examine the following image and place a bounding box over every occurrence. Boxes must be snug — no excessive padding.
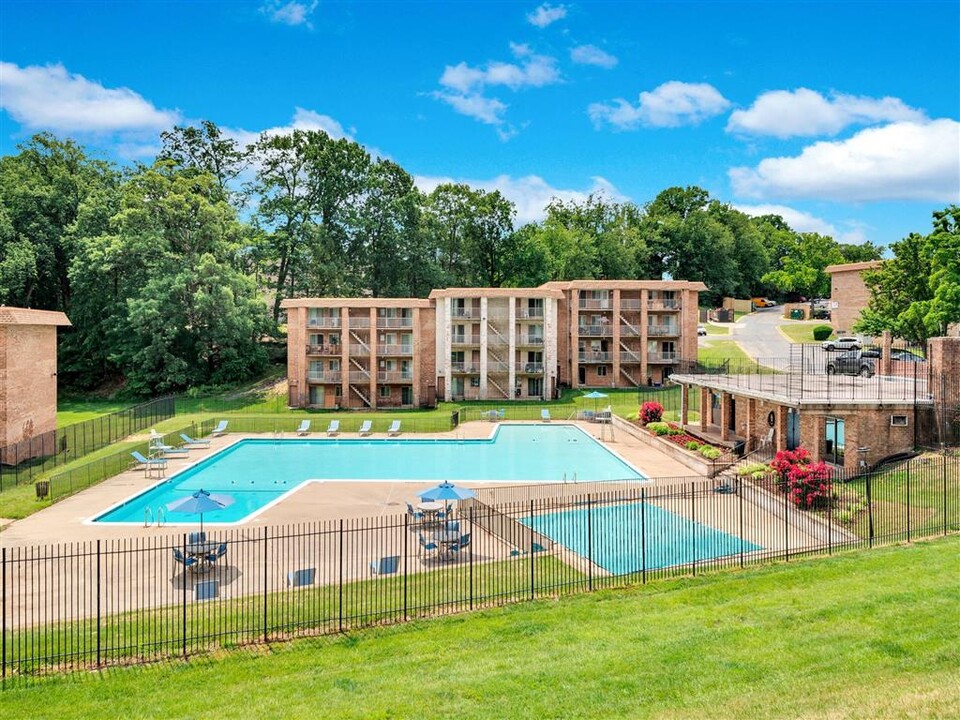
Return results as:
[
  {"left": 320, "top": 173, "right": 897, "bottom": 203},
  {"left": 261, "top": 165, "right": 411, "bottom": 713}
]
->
[
  {"left": 0, "top": 397, "right": 175, "bottom": 491},
  {"left": 2, "top": 455, "right": 957, "bottom": 681}
]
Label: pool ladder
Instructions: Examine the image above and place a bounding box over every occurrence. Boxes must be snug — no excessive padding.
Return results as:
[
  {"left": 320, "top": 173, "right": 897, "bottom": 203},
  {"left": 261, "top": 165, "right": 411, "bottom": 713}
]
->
[
  {"left": 143, "top": 507, "right": 153, "bottom": 527},
  {"left": 561, "top": 472, "right": 578, "bottom": 484},
  {"left": 143, "top": 505, "right": 167, "bottom": 528}
]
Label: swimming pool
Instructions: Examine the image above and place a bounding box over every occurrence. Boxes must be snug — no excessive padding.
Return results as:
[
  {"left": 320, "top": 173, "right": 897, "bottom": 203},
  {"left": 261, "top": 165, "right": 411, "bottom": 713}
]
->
[
  {"left": 94, "top": 424, "right": 645, "bottom": 525},
  {"left": 521, "top": 502, "right": 762, "bottom": 574}
]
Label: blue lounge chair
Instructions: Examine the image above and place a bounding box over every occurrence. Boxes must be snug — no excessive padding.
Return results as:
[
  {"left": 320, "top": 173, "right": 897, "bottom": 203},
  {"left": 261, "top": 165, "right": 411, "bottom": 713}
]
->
[
  {"left": 370, "top": 555, "right": 400, "bottom": 575},
  {"left": 180, "top": 433, "right": 211, "bottom": 448},
  {"left": 541, "top": 408, "right": 551, "bottom": 422},
  {"left": 326, "top": 420, "right": 340, "bottom": 436},
  {"left": 387, "top": 420, "right": 401, "bottom": 437},
  {"left": 287, "top": 568, "right": 316, "bottom": 587},
  {"left": 211, "top": 420, "right": 228, "bottom": 436},
  {"left": 358, "top": 420, "right": 372, "bottom": 436},
  {"left": 497, "top": 408, "right": 505, "bottom": 421},
  {"left": 173, "top": 548, "right": 198, "bottom": 571},
  {"left": 296, "top": 419, "right": 311, "bottom": 436},
  {"left": 131, "top": 451, "right": 167, "bottom": 470}
]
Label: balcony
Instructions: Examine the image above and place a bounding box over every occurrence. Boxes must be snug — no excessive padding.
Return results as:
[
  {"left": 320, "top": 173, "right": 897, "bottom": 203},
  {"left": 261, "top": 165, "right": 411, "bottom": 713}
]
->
[
  {"left": 377, "top": 371, "right": 413, "bottom": 383},
  {"left": 348, "top": 343, "right": 370, "bottom": 356},
  {"left": 579, "top": 351, "right": 612, "bottom": 363},
  {"left": 619, "top": 351, "right": 642, "bottom": 364},
  {"left": 377, "top": 317, "right": 413, "bottom": 329},
  {"left": 307, "top": 317, "right": 341, "bottom": 329},
  {"left": 516, "top": 334, "right": 544, "bottom": 346},
  {"left": 451, "top": 334, "right": 480, "bottom": 346},
  {"left": 579, "top": 298, "right": 612, "bottom": 309},
  {"left": 578, "top": 323, "right": 613, "bottom": 337},
  {"left": 620, "top": 298, "right": 642, "bottom": 310},
  {"left": 517, "top": 362, "right": 544, "bottom": 374},
  {"left": 377, "top": 344, "right": 414, "bottom": 356},
  {"left": 648, "top": 351, "right": 679, "bottom": 363},
  {"left": 516, "top": 307, "right": 544, "bottom": 320},
  {"left": 451, "top": 307, "right": 480, "bottom": 320},
  {"left": 647, "top": 325, "right": 679, "bottom": 336},
  {"left": 306, "top": 344, "right": 340, "bottom": 355},
  {"left": 619, "top": 325, "right": 641, "bottom": 337},
  {"left": 307, "top": 371, "right": 342, "bottom": 383},
  {"left": 487, "top": 360, "right": 509, "bottom": 373},
  {"left": 450, "top": 362, "right": 480, "bottom": 374},
  {"left": 347, "top": 317, "right": 371, "bottom": 329},
  {"left": 348, "top": 370, "right": 371, "bottom": 383},
  {"left": 648, "top": 299, "right": 681, "bottom": 311}
]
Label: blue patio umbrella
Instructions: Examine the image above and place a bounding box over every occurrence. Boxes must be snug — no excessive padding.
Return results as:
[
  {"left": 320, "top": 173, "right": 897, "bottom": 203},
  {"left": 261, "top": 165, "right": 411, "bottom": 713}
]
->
[
  {"left": 166, "top": 489, "right": 234, "bottom": 533},
  {"left": 581, "top": 390, "right": 609, "bottom": 414},
  {"left": 417, "top": 481, "right": 476, "bottom": 501}
]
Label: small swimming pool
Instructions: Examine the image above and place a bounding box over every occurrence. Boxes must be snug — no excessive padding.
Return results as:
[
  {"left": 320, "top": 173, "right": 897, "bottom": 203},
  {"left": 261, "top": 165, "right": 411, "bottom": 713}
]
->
[
  {"left": 94, "top": 424, "right": 645, "bottom": 525},
  {"left": 521, "top": 502, "right": 762, "bottom": 574}
]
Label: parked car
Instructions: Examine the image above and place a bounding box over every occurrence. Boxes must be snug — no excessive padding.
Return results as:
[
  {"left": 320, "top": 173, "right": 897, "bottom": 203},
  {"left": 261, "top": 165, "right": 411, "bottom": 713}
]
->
[
  {"left": 697, "top": 325, "right": 708, "bottom": 336},
  {"left": 826, "top": 350, "right": 876, "bottom": 377},
  {"left": 751, "top": 297, "right": 777, "bottom": 308},
  {"left": 811, "top": 308, "right": 831, "bottom": 320},
  {"left": 890, "top": 348, "right": 926, "bottom": 362},
  {"left": 861, "top": 345, "right": 881, "bottom": 358},
  {"left": 822, "top": 336, "right": 862, "bottom": 351}
]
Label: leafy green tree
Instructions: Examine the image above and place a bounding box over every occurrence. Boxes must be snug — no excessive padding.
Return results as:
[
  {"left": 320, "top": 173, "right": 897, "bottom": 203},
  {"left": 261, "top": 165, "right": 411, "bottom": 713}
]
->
[
  {"left": 158, "top": 120, "right": 249, "bottom": 203},
  {"left": 761, "top": 232, "right": 844, "bottom": 300}
]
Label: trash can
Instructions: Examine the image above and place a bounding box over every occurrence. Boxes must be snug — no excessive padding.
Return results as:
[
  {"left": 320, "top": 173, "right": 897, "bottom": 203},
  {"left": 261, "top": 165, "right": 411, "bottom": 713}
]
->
[
  {"left": 35, "top": 480, "right": 50, "bottom": 499},
  {"left": 733, "top": 440, "right": 746, "bottom": 457},
  {"left": 790, "top": 309, "right": 805, "bottom": 320}
]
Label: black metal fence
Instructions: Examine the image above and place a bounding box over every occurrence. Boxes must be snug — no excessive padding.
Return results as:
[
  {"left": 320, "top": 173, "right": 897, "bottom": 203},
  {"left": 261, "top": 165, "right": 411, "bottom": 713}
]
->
[
  {"left": 0, "top": 397, "right": 175, "bottom": 490},
  {"left": 2, "top": 454, "right": 957, "bottom": 681}
]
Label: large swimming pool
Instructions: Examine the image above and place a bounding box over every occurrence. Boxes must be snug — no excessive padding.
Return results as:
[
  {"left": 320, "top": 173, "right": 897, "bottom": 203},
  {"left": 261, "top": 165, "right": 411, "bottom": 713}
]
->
[{"left": 94, "top": 424, "right": 644, "bottom": 525}]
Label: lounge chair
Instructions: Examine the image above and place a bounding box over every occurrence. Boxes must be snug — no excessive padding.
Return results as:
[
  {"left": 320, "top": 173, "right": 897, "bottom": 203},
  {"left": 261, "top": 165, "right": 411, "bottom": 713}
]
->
[
  {"left": 296, "top": 420, "right": 311, "bottom": 436},
  {"left": 387, "top": 420, "right": 401, "bottom": 437},
  {"left": 180, "top": 433, "right": 211, "bottom": 448},
  {"left": 150, "top": 440, "right": 190, "bottom": 457},
  {"left": 369, "top": 555, "right": 400, "bottom": 575},
  {"left": 173, "top": 548, "right": 198, "bottom": 571},
  {"left": 358, "top": 420, "right": 372, "bottom": 436},
  {"left": 287, "top": 568, "right": 316, "bottom": 587},
  {"left": 131, "top": 451, "right": 167, "bottom": 470},
  {"left": 326, "top": 420, "right": 340, "bottom": 436},
  {"left": 541, "top": 408, "right": 551, "bottom": 422},
  {"left": 211, "top": 420, "right": 228, "bottom": 436}
]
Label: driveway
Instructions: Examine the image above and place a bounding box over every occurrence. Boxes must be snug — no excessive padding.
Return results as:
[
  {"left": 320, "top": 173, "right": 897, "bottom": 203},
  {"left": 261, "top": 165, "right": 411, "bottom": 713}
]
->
[{"left": 727, "top": 306, "right": 792, "bottom": 361}]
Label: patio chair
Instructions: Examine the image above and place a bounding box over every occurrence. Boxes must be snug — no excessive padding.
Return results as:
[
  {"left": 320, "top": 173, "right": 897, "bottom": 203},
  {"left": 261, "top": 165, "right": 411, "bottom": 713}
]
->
[
  {"left": 172, "top": 548, "right": 198, "bottom": 571},
  {"left": 541, "top": 408, "right": 551, "bottom": 422},
  {"left": 497, "top": 408, "right": 505, "bottom": 421},
  {"left": 387, "top": 420, "right": 402, "bottom": 437},
  {"left": 296, "top": 419, "right": 311, "bottom": 436},
  {"left": 204, "top": 542, "right": 228, "bottom": 565},
  {"left": 445, "top": 520, "right": 460, "bottom": 532},
  {"left": 418, "top": 533, "right": 438, "bottom": 557},
  {"left": 406, "top": 502, "right": 424, "bottom": 521},
  {"left": 188, "top": 531, "right": 207, "bottom": 544},
  {"left": 180, "top": 433, "right": 211, "bottom": 448},
  {"left": 370, "top": 555, "right": 400, "bottom": 575},
  {"left": 450, "top": 533, "right": 472, "bottom": 557},
  {"left": 326, "top": 419, "right": 340, "bottom": 436},
  {"left": 287, "top": 568, "right": 316, "bottom": 588},
  {"left": 358, "top": 420, "right": 372, "bottom": 436},
  {"left": 195, "top": 580, "right": 219, "bottom": 601},
  {"left": 131, "top": 451, "right": 167, "bottom": 470},
  {"left": 211, "top": 420, "right": 229, "bottom": 436}
]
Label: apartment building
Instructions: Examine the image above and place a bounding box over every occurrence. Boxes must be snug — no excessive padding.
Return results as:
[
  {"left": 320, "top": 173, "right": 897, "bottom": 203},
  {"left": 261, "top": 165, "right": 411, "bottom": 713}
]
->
[
  {"left": 282, "top": 298, "right": 436, "bottom": 410},
  {"left": 545, "top": 280, "right": 706, "bottom": 389},
  {"left": 283, "top": 280, "right": 705, "bottom": 407},
  {"left": 429, "top": 287, "right": 563, "bottom": 402}
]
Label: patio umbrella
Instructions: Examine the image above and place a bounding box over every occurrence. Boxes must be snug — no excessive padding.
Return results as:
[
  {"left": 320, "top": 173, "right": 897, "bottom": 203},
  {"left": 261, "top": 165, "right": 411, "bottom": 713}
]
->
[
  {"left": 166, "top": 489, "right": 234, "bottom": 534},
  {"left": 581, "top": 390, "right": 609, "bottom": 414},
  {"left": 417, "top": 481, "right": 476, "bottom": 502}
]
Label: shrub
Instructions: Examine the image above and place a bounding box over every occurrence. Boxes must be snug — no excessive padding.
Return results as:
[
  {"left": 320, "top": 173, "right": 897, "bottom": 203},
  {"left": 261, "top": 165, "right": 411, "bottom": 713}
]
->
[
  {"left": 685, "top": 441, "right": 701, "bottom": 451},
  {"left": 737, "top": 462, "right": 770, "bottom": 477},
  {"left": 700, "top": 446, "right": 722, "bottom": 459},
  {"left": 770, "top": 447, "right": 834, "bottom": 509},
  {"left": 639, "top": 401, "right": 664, "bottom": 424},
  {"left": 667, "top": 426, "right": 685, "bottom": 436},
  {"left": 812, "top": 325, "right": 833, "bottom": 341},
  {"left": 646, "top": 421, "right": 671, "bottom": 436}
]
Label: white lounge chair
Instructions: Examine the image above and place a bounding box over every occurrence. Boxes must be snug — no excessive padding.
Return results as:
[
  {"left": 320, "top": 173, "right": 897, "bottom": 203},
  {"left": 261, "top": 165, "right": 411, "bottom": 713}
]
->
[
  {"left": 387, "top": 420, "right": 401, "bottom": 437},
  {"left": 358, "top": 420, "right": 372, "bottom": 436},
  {"left": 296, "top": 420, "right": 311, "bottom": 436},
  {"left": 180, "top": 433, "right": 211, "bottom": 448},
  {"left": 540, "top": 409, "right": 551, "bottom": 422},
  {"left": 326, "top": 420, "right": 340, "bottom": 436},
  {"left": 149, "top": 440, "right": 190, "bottom": 457},
  {"left": 211, "top": 420, "right": 228, "bottom": 436}
]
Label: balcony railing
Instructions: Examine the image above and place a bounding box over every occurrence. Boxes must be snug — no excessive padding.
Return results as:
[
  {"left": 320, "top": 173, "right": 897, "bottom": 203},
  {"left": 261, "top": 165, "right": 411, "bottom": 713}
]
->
[
  {"left": 619, "top": 351, "right": 642, "bottom": 364},
  {"left": 347, "top": 318, "right": 371, "bottom": 329},
  {"left": 648, "top": 299, "right": 681, "bottom": 311},
  {"left": 376, "top": 317, "right": 413, "bottom": 329},
  {"left": 579, "top": 298, "right": 612, "bottom": 309},
  {"left": 578, "top": 324, "right": 613, "bottom": 337},
  {"left": 348, "top": 344, "right": 370, "bottom": 356},
  {"left": 377, "top": 371, "right": 413, "bottom": 383},
  {"left": 620, "top": 299, "right": 642, "bottom": 310},
  {"left": 348, "top": 370, "right": 371, "bottom": 383},
  {"left": 487, "top": 360, "right": 509, "bottom": 373},
  {"left": 450, "top": 362, "right": 480, "bottom": 374},
  {"left": 579, "top": 351, "right": 612, "bottom": 363},
  {"left": 451, "top": 308, "right": 480, "bottom": 319},
  {"left": 307, "top": 317, "right": 341, "bottom": 328},
  {"left": 647, "top": 325, "right": 679, "bottom": 336},
  {"left": 516, "top": 307, "right": 544, "bottom": 319},
  {"left": 377, "top": 344, "right": 413, "bottom": 356},
  {"left": 619, "top": 325, "right": 641, "bottom": 337},
  {"left": 516, "top": 334, "right": 544, "bottom": 346},
  {"left": 451, "top": 334, "right": 480, "bottom": 345},
  {"left": 306, "top": 344, "right": 340, "bottom": 355},
  {"left": 517, "top": 362, "right": 544, "bottom": 374},
  {"left": 648, "top": 351, "right": 679, "bottom": 362},
  {"left": 307, "top": 371, "right": 342, "bottom": 383}
]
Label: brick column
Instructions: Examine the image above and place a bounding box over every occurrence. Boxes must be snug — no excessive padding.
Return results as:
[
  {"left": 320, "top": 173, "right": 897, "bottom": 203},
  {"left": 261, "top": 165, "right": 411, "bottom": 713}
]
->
[
  {"left": 880, "top": 330, "right": 892, "bottom": 376},
  {"left": 680, "top": 384, "right": 689, "bottom": 426},
  {"left": 699, "top": 388, "right": 709, "bottom": 431},
  {"left": 746, "top": 397, "right": 757, "bottom": 448},
  {"left": 720, "top": 392, "right": 731, "bottom": 441},
  {"left": 775, "top": 404, "right": 788, "bottom": 452}
]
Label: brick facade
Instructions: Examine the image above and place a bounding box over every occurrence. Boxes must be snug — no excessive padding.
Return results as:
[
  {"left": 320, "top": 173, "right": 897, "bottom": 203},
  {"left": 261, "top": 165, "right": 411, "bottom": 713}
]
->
[{"left": 825, "top": 260, "right": 883, "bottom": 334}]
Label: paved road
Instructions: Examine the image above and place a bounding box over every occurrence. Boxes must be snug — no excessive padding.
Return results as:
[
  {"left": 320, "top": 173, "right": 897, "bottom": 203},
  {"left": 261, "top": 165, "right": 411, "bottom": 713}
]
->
[{"left": 729, "top": 306, "right": 793, "bottom": 361}]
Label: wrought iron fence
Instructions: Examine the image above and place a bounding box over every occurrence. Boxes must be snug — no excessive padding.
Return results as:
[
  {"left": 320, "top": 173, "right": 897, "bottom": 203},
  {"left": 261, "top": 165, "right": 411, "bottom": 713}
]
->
[
  {"left": 0, "top": 397, "right": 175, "bottom": 490},
  {"left": 2, "top": 454, "right": 957, "bottom": 681}
]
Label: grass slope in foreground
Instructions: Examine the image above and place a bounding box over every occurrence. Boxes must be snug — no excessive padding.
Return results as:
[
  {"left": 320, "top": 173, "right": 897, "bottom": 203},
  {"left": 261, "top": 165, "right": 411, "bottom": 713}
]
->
[{"left": 5, "top": 537, "right": 959, "bottom": 719}]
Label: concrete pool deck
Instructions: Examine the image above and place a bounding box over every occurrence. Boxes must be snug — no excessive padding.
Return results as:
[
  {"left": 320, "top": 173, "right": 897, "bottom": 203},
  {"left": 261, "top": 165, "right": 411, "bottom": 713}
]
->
[{"left": 0, "top": 421, "right": 698, "bottom": 547}]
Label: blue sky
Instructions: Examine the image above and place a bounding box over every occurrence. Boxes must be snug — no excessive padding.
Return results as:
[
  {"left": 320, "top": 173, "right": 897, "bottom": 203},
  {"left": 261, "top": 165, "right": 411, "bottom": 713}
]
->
[{"left": 1, "top": 1, "right": 958, "bottom": 246}]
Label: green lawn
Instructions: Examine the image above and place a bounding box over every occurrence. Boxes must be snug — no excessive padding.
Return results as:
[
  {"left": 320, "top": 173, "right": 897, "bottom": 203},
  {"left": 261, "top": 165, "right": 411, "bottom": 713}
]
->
[
  {"left": 703, "top": 322, "right": 731, "bottom": 335},
  {"left": 697, "top": 339, "right": 753, "bottom": 365},
  {"left": 779, "top": 322, "right": 833, "bottom": 344},
  {"left": 4, "top": 538, "right": 957, "bottom": 719},
  {"left": 56, "top": 399, "right": 133, "bottom": 426}
]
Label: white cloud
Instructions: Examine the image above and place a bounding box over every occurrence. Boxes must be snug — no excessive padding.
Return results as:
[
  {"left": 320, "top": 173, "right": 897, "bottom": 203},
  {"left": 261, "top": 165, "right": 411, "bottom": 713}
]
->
[
  {"left": 527, "top": 3, "right": 567, "bottom": 28},
  {"left": 414, "top": 173, "right": 628, "bottom": 224},
  {"left": 570, "top": 45, "right": 618, "bottom": 69},
  {"left": 224, "top": 107, "right": 353, "bottom": 148},
  {"left": 589, "top": 81, "right": 731, "bottom": 129},
  {"left": 733, "top": 203, "right": 869, "bottom": 244},
  {"left": 260, "top": 0, "right": 318, "bottom": 28},
  {"left": 432, "top": 92, "right": 508, "bottom": 126},
  {"left": 727, "top": 88, "right": 927, "bottom": 138},
  {"left": 729, "top": 119, "right": 960, "bottom": 203},
  {"left": 0, "top": 61, "right": 180, "bottom": 133}
]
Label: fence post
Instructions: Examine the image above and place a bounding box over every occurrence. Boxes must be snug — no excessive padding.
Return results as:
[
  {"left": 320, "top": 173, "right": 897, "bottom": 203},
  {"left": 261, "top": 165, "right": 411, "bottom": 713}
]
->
[
  {"left": 468, "top": 505, "right": 474, "bottom": 611},
  {"left": 403, "top": 514, "right": 409, "bottom": 621},
  {"left": 338, "top": 519, "right": 344, "bottom": 633},
  {"left": 96, "top": 540, "right": 102, "bottom": 668},
  {"left": 262, "top": 526, "right": 269, "bottom": 643},
  {"left": 738, "top": 479, "right": 744, "bottom": 568},
  {"left": 783, "top": 479, "right": 789, "bottom": 562},
  {"left": 2, "top": 546, "right": 6, "bottom": 680},
  {"left": 866, "top": 471, "right": 875, "bottom": 547},
  {"left": 640, "top": 488, "right": 647, "bottom": 584},
  {"left": 182, "top": 534, "right": 188, "bottom": 658},
  {"left": 529, "top": 500, "right": 535, "bottom": 601},
  {"left": 587, "top": 494, "right": 593, "bottom": 592},
  {"left": 690, "top": 482, "right": 697, "bottom": 576},
  {"left": 906, "top": 461, "right": 911, "bottom": 542},
  {"left": 943, "top": 452, "right": 949, "bottom": 536}
]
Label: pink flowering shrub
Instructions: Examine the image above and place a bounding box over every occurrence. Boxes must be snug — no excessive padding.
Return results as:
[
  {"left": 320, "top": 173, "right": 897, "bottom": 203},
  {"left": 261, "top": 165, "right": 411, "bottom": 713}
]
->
[
  {"left": 640, "top": 401, "right": 664, "bottom": 425},
  {"left": 770, "top": 448, "right": 833, "bottom": 509}
]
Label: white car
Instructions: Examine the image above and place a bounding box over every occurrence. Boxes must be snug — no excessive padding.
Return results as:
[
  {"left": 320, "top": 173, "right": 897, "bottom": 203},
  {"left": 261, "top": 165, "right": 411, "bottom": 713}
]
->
[
  {"left": 697, "top": 325, "right": 707, "bottom": 336},
  {"left": 822, "top": 336, "right": 861, "bottom": 352}
]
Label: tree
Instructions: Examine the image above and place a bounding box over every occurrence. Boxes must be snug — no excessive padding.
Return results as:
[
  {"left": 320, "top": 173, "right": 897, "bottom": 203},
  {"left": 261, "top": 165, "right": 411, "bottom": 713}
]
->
[
  {"left": 158, "top": 120, "right": 249, "bottom": 201},
  {"left": 761, "top": 232, "right": 844, "bottom": 300}
]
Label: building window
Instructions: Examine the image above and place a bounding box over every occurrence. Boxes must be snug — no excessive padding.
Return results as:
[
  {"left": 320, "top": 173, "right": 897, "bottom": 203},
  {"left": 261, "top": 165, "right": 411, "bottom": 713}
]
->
[
  {"left": 597, "top": 366, "right": 608, "bottom": 377},
  {"left": 891, "top": 415, "right": 908, "bottom": 427},
  {"left": 824, "top": 417, "right": 845, "bottom": 465},
  {"left": 334, "top": 385, "right": 342, "bottom": 397},
  {"left": 379, "top": 386, "right": 391, "bottom": 398}
]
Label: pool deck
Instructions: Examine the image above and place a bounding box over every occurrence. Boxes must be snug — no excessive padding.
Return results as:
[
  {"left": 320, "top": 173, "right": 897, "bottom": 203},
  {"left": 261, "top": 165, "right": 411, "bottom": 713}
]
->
[{"left": 0, "top": 421, "right": 697, "bottom": 547}]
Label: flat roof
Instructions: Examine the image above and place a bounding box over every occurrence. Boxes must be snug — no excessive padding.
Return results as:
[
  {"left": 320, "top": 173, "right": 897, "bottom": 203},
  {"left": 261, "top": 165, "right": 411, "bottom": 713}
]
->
[
  {"left": 824, "top": 260, "right": 884, "bottom": 274},
  {"left": 540, "top": 280, "right": 709, "bottom": 291},
  {"left": 280, "top": 298, "right": 432, "bottom": 309},
  {"left": 428, "top": 287, "right": 565, "bottom": 299},
  {"left": 0, "top": 307, "right": 72, "bottom": 327}
]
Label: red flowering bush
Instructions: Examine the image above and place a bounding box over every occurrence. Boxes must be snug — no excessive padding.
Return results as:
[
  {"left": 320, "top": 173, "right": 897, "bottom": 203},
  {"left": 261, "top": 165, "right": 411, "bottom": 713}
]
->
[
  {"left": 640, "top": 401, "right": 664, "bottom": 425},
  {"left": 770, "top": 448, "right": 833, "bottom": 509}
]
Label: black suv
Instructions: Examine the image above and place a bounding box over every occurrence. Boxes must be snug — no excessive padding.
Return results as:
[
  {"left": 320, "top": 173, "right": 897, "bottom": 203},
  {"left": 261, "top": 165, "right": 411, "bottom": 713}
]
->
[{"left": 826, "top": 350, "right": 876, "bottom": 378}]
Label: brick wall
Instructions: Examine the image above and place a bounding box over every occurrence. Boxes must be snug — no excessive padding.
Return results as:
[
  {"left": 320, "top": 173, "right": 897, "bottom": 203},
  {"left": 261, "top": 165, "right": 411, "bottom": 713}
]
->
[
  {"left": 827, "top": 262, "right": 881, "bottom": 334},
  {"left": 1, "top": 325, "right": 59, "bottom": 447}
]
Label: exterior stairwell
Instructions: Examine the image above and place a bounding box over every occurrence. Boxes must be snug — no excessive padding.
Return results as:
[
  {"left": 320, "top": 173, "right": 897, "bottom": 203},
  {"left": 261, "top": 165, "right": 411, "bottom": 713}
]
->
[
  {"left": 349, "top": 330, "right": 369, "bottom": 352},
  {"left": 350, "top": 384, "right": 371, "bottom": 407},
  {"left": 619, "top": 367, "right": 640, "bottom": 386},
  {"left": 486, "top": 320, "right": 509, "bottom": 346},
  {"left": 487, "top": 376, "right": 510, "bottom": 399},
  {"left": 619, "top": 313, "right": 641, "bottom": 336}
]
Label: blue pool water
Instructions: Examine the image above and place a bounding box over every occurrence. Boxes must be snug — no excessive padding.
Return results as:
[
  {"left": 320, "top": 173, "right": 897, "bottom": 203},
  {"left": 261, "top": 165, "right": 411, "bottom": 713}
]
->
[
  {"left": 94, "top": 424, "right": 644, "bottom": 524},
  {"left": 521, "top": 502, "right": 762, "bottom": 574}
]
